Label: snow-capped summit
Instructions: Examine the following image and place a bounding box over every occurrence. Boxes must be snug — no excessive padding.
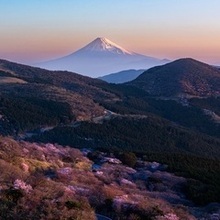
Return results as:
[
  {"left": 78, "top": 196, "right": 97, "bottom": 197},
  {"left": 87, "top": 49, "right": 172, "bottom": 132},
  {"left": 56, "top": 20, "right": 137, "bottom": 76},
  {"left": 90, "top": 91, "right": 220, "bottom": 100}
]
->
[
  {"left": 36, "top": 37, "right": 169, "bottom": 77},
  {"left": 76, "top": 37, "right": 133, "bottom": 55}
]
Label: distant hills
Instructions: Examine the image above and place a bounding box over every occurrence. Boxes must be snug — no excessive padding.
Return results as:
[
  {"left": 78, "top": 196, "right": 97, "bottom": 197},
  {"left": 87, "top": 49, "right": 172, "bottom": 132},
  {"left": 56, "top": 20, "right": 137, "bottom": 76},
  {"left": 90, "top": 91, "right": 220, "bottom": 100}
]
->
[
  {"left": 1, "top": 58, "right": 220, "bottom": 133},
  {"left": 0, "top": 57, "right": 220, "bottom": 140},
  {"left": 129, "top": 58, "right": 220, "bottom": 98},
  {"left": 98, "top": 69, "right": 146, "bottom": 83},
  {"left": 36, "top": 37, "right": 168, "bottom": 77}
]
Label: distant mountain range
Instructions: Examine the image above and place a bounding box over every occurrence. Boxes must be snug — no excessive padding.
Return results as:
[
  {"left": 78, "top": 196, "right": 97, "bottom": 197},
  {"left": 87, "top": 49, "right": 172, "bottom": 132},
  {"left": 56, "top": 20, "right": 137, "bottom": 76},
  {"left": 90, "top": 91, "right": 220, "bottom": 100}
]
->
[
  {"left": 98, "top": 69, "right": 146, "bottom": 83},
  {"left": 129, "top": 58, "right": 220, "bottom": 98},
  {"left": 36, "top": 37, "right": 168, "bottom": 77}
]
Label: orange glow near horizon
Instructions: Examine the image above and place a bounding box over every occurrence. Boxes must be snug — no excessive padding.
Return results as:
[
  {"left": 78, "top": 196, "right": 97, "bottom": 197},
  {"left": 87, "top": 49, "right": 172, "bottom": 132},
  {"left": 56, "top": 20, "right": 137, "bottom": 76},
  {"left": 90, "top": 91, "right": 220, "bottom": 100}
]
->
[
  {"left": 1, "top": 0, "right": 220, "bottom": 65},
  {"left": 1, "top": 30, "right": 220, "bottom": 65}
]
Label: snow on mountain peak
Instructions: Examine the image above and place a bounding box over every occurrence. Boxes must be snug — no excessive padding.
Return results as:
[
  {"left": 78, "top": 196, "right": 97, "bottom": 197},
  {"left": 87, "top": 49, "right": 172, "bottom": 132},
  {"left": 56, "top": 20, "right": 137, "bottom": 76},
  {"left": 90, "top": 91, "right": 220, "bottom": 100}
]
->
[
  {"left": 78, "top": 37, "right": 134, "bottom": 55},
  {"left": 37, "top": 37, "right": 169, "bottom": 77}
]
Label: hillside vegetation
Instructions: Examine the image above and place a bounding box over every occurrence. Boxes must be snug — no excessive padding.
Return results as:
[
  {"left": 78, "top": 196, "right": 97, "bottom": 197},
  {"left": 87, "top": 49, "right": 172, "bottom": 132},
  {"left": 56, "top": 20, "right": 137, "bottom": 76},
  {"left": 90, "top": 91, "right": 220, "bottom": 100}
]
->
[
  {"left": 129, "top": 58, "right": 220, "bottom": 97},
  {"left": 0, "top": 137, "right": 202, "bottom": 220},
  {"left": 30, "top": 116, "right": 220, "bottom": 205}
]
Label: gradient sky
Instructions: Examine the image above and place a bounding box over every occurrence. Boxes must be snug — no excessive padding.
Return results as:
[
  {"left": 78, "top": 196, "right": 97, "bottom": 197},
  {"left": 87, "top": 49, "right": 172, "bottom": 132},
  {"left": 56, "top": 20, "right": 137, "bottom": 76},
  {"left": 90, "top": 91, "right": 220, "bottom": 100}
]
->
[{"left": 1, "top": 0, "right": 220, "bottom": 64}]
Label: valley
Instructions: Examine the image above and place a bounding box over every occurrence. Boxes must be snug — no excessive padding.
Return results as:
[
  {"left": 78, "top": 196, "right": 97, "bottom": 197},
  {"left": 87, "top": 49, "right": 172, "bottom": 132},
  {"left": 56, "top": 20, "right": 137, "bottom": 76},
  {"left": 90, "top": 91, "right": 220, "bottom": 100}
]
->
[{"left": 0, "top": 58, "right": 220, "bottom": 219}]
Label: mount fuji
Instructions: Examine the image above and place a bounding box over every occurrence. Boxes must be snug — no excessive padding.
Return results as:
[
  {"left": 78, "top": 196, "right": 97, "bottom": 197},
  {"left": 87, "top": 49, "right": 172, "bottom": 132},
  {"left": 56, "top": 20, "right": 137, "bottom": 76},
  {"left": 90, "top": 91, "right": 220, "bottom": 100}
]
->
[{"left": 36, "top": 37, "right": 169, "bottom": 77}]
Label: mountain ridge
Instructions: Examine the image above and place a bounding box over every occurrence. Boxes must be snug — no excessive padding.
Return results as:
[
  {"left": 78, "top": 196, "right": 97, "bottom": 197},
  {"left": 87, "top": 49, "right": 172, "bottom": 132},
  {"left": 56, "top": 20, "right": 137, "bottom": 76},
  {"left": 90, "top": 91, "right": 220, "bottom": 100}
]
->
[
  {"left": 98, "top": 69, "right": 146, "bottom": 83},
  {"left": 0, "top": 59, "right": 119, "bottom": 134},
  {"left": 129, "top": 58, "right": 220, "bottom": 98}
]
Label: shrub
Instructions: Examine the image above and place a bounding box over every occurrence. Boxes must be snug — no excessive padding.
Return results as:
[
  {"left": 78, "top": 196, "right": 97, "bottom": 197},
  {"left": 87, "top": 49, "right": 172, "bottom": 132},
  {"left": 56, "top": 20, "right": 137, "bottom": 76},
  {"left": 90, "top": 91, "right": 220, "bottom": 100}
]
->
[{"left": 119, "top": 152, "right": 137, "bottom": 167}]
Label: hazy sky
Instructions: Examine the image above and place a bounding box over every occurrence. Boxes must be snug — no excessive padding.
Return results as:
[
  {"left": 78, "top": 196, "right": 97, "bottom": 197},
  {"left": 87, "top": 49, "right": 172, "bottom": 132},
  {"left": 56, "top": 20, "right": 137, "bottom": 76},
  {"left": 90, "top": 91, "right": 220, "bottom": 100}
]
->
[{"left": 1, "top": 0, "right": 220, "bottom": 64}]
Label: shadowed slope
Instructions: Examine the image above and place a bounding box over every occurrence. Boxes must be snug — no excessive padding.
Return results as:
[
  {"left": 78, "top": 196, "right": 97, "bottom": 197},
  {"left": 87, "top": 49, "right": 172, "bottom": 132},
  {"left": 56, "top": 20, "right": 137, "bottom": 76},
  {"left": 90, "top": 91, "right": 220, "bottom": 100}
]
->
[{"left": 129, "top": 58, "right": 220, "bottom": 97}]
